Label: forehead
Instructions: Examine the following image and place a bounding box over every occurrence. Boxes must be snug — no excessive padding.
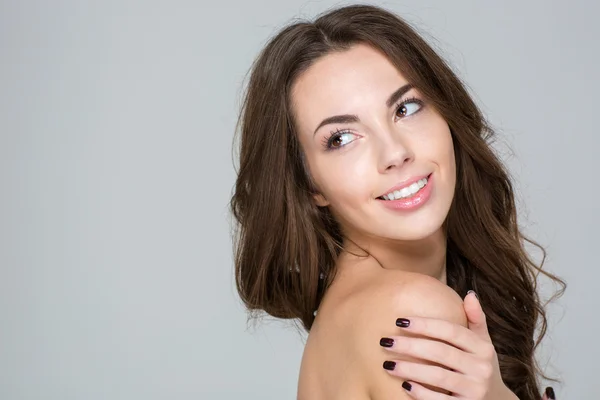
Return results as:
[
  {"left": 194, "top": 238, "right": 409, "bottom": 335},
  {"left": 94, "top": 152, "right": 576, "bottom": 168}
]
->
[{"left": 291, "top": 44, "right": 409, "bottom": 133}]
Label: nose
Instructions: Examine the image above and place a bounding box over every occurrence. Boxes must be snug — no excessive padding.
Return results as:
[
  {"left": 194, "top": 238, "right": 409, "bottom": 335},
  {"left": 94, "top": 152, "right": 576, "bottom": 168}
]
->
[{"left": 377, "top": 129, "right": 414, "bottom": 173}]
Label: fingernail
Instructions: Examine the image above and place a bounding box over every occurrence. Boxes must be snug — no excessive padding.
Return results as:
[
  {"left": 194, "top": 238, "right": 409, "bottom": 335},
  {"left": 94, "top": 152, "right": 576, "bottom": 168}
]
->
[
  {"left": 396, "top": 318, "right": 410, "bottom": 327},
  {"left": 467, "top": 289, "right": 479, "bottom": 300},
  {"left": 380, "top": 337, "right": 394, "bottom": 347},
  {"left": 402, "top": 381, "right": 412, "bottom": 391},
  {"left": 545, "top": 386, "right": 556, "bottom": 400},
  {"left": 383, "top": 361, "right": 396, "bottom": 371}
]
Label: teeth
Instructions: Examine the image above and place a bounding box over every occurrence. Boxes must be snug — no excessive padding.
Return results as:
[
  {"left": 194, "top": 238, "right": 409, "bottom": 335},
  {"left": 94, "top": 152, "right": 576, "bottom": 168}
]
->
[{"left": 382, "top": 178, "right": 428, "bottom": 200}]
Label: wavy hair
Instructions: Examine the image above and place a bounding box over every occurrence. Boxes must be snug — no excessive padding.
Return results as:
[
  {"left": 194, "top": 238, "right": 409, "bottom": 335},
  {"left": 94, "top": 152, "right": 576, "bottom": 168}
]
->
[{"left": 229, "top": 4, "right": 566, "bottom": 399}]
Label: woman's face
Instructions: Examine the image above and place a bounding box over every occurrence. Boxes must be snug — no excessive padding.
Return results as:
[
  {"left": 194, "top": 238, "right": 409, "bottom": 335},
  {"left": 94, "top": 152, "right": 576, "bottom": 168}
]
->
[{"left": 291, "top": 43, "right": 456, "bottom": 242}]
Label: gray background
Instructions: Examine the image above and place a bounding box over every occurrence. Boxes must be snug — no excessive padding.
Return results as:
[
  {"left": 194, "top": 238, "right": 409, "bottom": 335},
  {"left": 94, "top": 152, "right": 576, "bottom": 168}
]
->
[{"left": 0, "top": 0, "right": 596, "bottom": 398}]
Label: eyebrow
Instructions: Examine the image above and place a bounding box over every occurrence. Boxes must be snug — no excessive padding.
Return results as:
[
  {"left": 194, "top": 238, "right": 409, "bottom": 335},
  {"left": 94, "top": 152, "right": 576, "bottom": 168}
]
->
[{"left": 312, "top": 83, "right": 414, "bottom": 136}]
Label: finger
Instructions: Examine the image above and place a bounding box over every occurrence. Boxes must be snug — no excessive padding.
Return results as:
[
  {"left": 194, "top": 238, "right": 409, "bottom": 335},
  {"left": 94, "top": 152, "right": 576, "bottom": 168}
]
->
[
  {"left": 544, "top": 386, "right": 556, "bottom": 400},
  {"left": 383, "top": 359, "right": 467, "bottom": 395},
  {"left": 398, "top": 380, "right": 453, "bottom": 400},
  {"left": 463, "top": 290, "right": 492, "bottom": 342},
  {"left": 380, "top": 336, "right": 474, "bottom": 375},
  {"left": 395, "top": 316, "right": 484, "bottom": 354}
]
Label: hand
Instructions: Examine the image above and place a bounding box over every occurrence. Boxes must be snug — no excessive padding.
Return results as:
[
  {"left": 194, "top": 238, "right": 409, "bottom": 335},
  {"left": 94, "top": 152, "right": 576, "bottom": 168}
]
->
[{"left": 379, "top": 290, "right": 516, "bottom": 399}]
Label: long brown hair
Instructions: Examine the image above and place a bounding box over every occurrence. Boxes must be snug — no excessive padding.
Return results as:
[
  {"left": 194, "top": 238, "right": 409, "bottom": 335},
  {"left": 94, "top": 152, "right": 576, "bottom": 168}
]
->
[{"left": 229, "top": 4, "right": 566, "bottom": 399}]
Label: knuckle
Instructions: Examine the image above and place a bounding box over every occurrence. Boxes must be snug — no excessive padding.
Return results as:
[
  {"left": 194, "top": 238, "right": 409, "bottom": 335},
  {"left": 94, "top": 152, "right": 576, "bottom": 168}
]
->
[
  {"left": 447, "top": 322, "right": 460, "bottom": 339},
  {"left": 436, "top": 342, "right": 452, "bottom": 363},
  {"left": 482, "top": 343, "right": 496, "bottom": 358},
  {"left": 420, "top": 318, "right": 431, "bottom": 332},
  {"left": 404, "top": 338, "right": 416, "bottom": 354},
  {"left": 479, "top": 363, "right": 493, "bottom": 379},
  {"left": 433, "top": 366, "right": 451, "bottom": 386}
]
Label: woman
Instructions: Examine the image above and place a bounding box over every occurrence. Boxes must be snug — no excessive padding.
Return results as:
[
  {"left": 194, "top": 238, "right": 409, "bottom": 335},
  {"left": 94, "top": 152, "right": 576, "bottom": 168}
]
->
[{"left": 229, "top": 4, "right": 565, "bottom": 399}]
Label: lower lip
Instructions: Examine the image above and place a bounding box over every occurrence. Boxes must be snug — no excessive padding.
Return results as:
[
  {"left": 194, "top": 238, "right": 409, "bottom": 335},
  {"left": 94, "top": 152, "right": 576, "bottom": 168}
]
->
[{"left": 377, "top": 173, "right": 433, "bottom": 211}]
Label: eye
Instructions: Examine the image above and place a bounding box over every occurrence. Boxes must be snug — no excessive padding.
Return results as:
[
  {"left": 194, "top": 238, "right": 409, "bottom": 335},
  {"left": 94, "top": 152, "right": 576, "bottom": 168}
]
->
[
  {"left": 394, "top": 96, "right": 424, "bottom": 120},
  {"left": 322, "top": 129, "right": 358, "bottom": 151}
]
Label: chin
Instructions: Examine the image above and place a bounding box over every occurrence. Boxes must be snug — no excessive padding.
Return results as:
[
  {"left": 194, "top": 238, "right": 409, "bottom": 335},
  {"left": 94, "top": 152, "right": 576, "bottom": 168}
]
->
[
  {"left": 388, "top": 220, "right": 445, "bottom": 241},
  {"left": 371, "top": 199, "right": 451, "bottom": 241}
]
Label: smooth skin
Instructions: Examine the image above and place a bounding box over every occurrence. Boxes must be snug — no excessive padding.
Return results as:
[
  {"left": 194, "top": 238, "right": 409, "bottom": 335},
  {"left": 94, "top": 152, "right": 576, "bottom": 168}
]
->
[
  {"left": 292, "top": 43, "right": 554, "bottom": 399},
  {"left": 297, "top": 256, "right": 517, "bottom": 400},
  {"left": 381, "top": 290, "right": 514, "bottom": 398}
]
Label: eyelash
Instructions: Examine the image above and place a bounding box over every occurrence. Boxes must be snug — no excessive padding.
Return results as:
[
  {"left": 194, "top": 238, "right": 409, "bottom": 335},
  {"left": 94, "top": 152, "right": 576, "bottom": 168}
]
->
[{"left": 322, "top": 96, "right": 425, "bottom": 151}]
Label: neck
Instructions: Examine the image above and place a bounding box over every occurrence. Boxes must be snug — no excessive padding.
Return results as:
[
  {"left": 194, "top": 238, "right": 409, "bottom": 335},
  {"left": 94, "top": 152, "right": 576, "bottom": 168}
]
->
[{"left": 340, "top": 228, "right": 448, "bottom": 284}]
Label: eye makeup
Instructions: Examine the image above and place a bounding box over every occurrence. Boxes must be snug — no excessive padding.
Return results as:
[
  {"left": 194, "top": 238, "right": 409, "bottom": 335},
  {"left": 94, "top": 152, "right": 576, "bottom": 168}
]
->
[{"left": 321, "top": 96, "right": 425, "bottom": 151}]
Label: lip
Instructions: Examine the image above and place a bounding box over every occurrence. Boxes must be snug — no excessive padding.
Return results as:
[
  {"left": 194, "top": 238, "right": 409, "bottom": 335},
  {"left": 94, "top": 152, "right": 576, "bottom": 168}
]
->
[
  {"left": 376, "top": 173, "right": 434, "bottom": 211},
  {"left": 377, "top": 173, "right": 432, "bottom": 198}
]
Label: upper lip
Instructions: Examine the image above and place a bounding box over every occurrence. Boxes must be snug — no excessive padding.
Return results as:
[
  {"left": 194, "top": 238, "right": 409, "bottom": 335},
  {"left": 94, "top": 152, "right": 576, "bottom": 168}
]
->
[{"left": 377, "top": 173, "right": 432, "bottom": 198}]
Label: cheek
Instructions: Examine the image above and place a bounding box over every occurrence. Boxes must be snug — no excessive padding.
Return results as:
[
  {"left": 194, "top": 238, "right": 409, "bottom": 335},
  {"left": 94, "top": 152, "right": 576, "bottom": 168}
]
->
[
  {"left": 437, "top": 136, "right": 456, "bottom": 190},
  {"left": 312, "top": 154, "right": 374, "bottom": 206},
  {"left": 420, "top": 121, "right": 455, "bottom": 170}
]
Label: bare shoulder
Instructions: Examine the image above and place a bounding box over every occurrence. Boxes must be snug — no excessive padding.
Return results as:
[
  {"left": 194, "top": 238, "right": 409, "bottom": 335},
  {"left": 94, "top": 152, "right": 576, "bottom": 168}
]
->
[
  {"left": 353, "top": 269, "right": 467, "bottom": 324},
  {"left": 336, "top": 268, "right": 469, "bottom": 399},
  {"left": 298, "top": 262, "right": 468, "bottom": 400}
]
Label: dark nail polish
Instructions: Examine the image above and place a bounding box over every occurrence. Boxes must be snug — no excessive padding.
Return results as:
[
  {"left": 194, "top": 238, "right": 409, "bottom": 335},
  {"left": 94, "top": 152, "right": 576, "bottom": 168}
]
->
[
  {"left": 383, "top": 361, "right": 396, "bottom": 371},
  {"left": 467, "top": 289, "right": 479, "bottom": 300},
  {"left": 545, "top": 386, "right": 556, "bottom": 400},
  {"left": 402, "top": 381, "right": 412, "bottom": 391},
  {"left": 396, "top": 318, "right": 410, "bottom": 327},
  {"left": 380, "top": 337, "right": 394, "bottom": 347}
]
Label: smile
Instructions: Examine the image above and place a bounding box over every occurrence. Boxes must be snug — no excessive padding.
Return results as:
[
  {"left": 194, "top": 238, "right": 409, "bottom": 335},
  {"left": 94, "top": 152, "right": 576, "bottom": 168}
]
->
[{"left": 378, "top": 176, "right": 429, "bottom": 201}]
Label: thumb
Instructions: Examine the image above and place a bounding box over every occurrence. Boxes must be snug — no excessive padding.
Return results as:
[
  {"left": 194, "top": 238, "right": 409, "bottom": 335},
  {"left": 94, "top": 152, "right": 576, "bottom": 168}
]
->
[{"left": 464, "top": 290, "right": 491, "bottom": 342}]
